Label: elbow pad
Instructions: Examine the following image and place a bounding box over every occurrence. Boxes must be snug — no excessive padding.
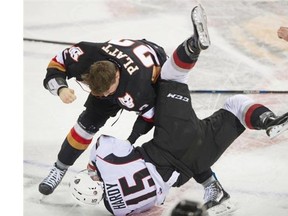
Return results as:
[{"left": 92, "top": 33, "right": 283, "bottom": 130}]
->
[{"left": 45, "top": 77, "right": 68, "bottom": 96}]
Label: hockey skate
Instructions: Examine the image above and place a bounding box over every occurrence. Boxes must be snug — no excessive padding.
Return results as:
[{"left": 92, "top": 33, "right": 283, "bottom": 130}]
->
[
  {"left": 203, "top": 181, "right": 236, "bottom": 216},
  {"left": 266, "top": 112, "right": 288, "bottom": 138},
  {"left": 191, "top": 4, "right": 210, "bottom": 50},
  {"left": 39, "top": 163, "right": 67, "bottom": 195}
]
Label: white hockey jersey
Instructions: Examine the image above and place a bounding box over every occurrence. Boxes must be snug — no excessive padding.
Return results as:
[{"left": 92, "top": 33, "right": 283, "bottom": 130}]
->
[{"left": 88, "top": 135, "right": 176, "bottom": 216}]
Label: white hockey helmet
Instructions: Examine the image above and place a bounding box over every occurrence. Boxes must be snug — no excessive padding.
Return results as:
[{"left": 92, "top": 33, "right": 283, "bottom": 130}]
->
[{"left": 69, "top": 169, "right": 104, "bottom": 205}]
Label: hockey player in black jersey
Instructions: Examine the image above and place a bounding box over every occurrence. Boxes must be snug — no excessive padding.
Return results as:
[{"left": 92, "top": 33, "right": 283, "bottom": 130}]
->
[{"left": 39, "top": 38, "right": 168, "bottom": 195}]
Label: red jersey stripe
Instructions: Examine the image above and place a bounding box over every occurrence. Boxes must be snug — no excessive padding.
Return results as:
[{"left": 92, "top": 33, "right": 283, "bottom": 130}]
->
[{"left": 245, "top": 104, "right": 263, "bottom": 129}]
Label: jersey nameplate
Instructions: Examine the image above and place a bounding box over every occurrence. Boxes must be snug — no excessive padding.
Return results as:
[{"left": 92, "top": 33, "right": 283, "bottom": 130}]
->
[{"left": 102, "top": 44, "right": 139, "bottom": 74}]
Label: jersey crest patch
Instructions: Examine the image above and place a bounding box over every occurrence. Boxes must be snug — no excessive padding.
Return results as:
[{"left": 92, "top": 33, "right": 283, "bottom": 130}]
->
[
  {"left": 118, "top": 93, "right": 135, "bottom": 109},
  {"left": 68, "top": 46, "right": 84, "bottom": 62}
]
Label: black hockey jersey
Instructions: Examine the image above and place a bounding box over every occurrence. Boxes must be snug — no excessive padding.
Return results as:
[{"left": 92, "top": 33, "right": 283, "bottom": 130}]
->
[{"left": 44, "top": 39, "right": 167, "bottom": 116}]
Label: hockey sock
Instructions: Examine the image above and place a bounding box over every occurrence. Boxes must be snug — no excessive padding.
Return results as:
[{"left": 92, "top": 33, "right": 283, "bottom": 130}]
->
[
  {"left": 244, "top": 104, "right": 273, "bottom": 129},
  {"left": 201, "top": 173, "right": 217, "bottom": 188}
]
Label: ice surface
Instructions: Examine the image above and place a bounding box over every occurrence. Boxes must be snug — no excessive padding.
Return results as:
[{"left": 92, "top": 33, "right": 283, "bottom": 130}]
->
[{"left": 23, "top": 0, "right": 288, "bottom": 215}]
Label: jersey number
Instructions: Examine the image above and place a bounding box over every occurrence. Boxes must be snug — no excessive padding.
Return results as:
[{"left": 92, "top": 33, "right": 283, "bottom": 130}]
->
[
  {"left": 109, "top": 39, "right": 156, "bottom": 69},
  {"left": 118, "top": 168, "right": 156, "bottom": 205}
]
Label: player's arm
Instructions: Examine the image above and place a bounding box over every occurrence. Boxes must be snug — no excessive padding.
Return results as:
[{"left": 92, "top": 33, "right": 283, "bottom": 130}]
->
[
  {"left": 43, "top": 43, "right": 86, "bottom": 103},
  {"left": 86, "top": 141, "right": 102, "bottom": 180},
  {"left": 44, "top": 68, "right": 76, "bottom": 104},
  {"left": 127, "top": 106, "right": 155, "bottom": 144},
  {"left": 126, "top": 80, "right": 157, "bottom": 144},
  {"left": 43, "top": 49, "right": 77, "bottom": 103},
  {"left": 87, "top": 142, "right": 97, "bottom": 171},
  {"left": 43, "top": 57, "right": 69, "bottom": 96}
]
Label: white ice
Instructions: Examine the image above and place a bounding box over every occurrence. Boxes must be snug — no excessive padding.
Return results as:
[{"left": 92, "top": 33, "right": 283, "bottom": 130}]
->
[{"left": 23, "top": 0, "right": 288, "bottom": 215}]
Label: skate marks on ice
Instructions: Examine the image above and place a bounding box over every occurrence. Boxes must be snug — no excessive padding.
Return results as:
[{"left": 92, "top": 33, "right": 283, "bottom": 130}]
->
[{"left": 207, "top": 199, "right": 238, "bottom": 216}]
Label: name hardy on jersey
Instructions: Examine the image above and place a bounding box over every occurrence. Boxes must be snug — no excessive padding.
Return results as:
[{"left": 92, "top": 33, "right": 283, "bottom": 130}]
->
[
  {"left": 102, "top": 44, "right": 139, "bottom": 74},
  {"left": 106, "top": 183, "right": 126, "bottom": 209}
]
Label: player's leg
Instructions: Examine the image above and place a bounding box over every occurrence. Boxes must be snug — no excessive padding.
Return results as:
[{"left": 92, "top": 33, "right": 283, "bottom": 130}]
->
[
  {"left": 161, "top": 4, "right": 210, "bottom": 84},
  {"left": 223, "top": 94, "right": 288, "bottom": 138},
  {"left": 38, "top": 110, "right": 97, "bottom": 195},
  {"left": 39, "top": 95, "right": 121, "bottom": 195},
  {"left": 192, "top": 108, "right": 247, "bottom": 215}
]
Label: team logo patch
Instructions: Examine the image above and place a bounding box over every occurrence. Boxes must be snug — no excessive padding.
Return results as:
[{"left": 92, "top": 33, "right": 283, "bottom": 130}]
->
[
  {"left": 69, "top": 46, "right": 84, "bottom": 61},
  {"left": 118, "top": 93, "right": 135, "bottom": 108}
]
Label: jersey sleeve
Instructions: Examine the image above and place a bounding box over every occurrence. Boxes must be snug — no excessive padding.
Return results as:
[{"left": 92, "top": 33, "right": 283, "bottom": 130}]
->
[
  {"left": 43, "top": 42, "right": 103, "bottom": 95},
  {"left": 127, "top": 115, "right": 154, "bottom": 144},
  {"left": 43, "top": 48, "right": 70, "bottom": 95}
]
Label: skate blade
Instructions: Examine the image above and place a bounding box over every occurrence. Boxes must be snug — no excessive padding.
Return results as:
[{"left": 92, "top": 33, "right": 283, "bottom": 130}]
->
[
  {"left": 267, "top": 118, "right": 288, "bottom": 139},
  {"left": 191, "top": 4, "right": 210, "bottom": 49},
  {"left": 207, "top": 199, "right": 237, "bottom": 216}
]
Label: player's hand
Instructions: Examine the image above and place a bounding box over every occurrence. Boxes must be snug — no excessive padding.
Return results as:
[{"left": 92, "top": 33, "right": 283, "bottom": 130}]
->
[
  {"left": 87, "top": 168, "right": 101, "bottom": 181},
  {"left": 277, "top": 27, "right": 288, "bottom": 42},
  {"left": 58, "top": 87, "right": 77, "bottom": 103}
]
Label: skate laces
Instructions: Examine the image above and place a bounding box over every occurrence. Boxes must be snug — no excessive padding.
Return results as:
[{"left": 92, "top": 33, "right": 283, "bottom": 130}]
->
[
  {"left": 204, "top": 181, "right": 223, "bottom": 203},
  {"left": 42, "top": 165, "right": 67, "bottom": 188}
]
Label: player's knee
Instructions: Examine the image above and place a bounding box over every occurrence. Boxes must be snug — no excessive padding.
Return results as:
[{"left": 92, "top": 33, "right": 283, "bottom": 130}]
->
[
  {"left": 77, "top": 111, "right": 104, "bottom": 134},
  {"left": 223, "top": 95, "right": 254, "bottom": 120}
]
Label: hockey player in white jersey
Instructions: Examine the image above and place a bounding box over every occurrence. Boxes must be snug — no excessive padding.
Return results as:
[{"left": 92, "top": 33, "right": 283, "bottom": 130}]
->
[{"left": 69, "top": 5, "right": 288, "bottom": 216}]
